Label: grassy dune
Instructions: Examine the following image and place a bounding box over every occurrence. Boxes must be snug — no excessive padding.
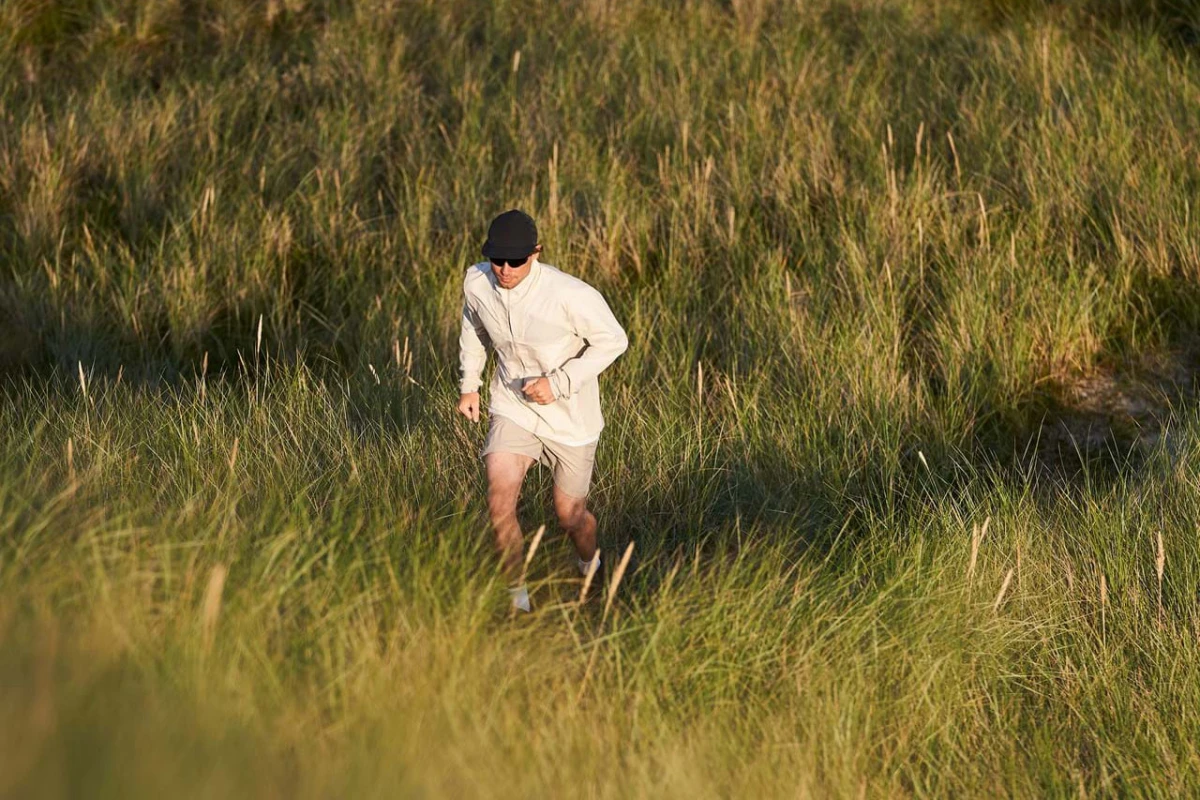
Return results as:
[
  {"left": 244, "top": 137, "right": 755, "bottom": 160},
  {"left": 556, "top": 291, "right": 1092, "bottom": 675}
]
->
[{"left": 4, "top": 0, "right": 1200, "bottom": 795}]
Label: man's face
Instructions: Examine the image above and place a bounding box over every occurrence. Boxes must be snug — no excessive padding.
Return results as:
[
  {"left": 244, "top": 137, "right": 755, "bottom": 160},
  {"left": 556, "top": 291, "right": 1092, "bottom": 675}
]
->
[{"left": 491, "top": 246, "right": 539, "bottom": 289}]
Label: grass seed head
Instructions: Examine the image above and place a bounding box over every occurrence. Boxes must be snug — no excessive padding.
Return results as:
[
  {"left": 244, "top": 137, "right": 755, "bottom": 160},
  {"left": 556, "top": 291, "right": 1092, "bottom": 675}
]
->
[{"left": 201, "top": 564, "right": 228, "bottom": 650}]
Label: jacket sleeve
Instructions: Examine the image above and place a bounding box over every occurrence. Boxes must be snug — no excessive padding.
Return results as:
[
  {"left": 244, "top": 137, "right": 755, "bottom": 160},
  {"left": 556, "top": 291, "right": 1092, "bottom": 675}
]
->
[
  {"left": 458, "top": 294, "right": 491, "bottom": 394},
  {"left": 547, "top": 285, "right": 628, "bottom": 399}
]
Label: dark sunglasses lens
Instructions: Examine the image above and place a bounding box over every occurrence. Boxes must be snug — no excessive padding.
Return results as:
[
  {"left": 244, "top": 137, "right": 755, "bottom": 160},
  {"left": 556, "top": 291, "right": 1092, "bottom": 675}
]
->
[{"left": 491, "top": 257, "right": 526, "bottom": 268}]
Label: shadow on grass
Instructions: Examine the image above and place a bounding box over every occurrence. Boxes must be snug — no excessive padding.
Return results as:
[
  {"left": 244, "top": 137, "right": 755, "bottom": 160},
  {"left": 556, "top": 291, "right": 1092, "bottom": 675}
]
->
[
  {"left": 976, "top": 0, "right": 1200, "bottom": 51},
  {"left": 0, "top": 276, "right": 272, "bottom": 389},
  {"left": 564, "top": 337, "right": 1200, "bottom": 605}
]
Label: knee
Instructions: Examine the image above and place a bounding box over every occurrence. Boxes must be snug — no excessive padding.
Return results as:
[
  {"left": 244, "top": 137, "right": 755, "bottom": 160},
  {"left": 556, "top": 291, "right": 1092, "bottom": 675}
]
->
[{"left": 554, "top": 497, "right": 587, "bottom": 531}]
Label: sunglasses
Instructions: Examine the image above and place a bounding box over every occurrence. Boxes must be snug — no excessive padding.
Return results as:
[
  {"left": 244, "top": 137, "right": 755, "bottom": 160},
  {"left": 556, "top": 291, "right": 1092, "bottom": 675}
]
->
[{"left": 490, "top": 256, "right": 531, "bottom": 268}]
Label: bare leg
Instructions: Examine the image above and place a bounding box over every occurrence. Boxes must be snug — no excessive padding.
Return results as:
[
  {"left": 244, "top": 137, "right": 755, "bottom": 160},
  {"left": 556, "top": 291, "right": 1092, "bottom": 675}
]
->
[
  {"left": 553, "top": 485, "right": 597, "bottom": 562},
  {"left": 485, "top": 452, "right": 535, "bottom": 579}
]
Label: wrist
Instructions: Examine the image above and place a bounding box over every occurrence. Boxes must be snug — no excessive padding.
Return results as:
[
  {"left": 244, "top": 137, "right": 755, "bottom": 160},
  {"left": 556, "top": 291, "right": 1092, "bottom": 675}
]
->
[{"left": 547, "top": 370, "right": 569, "bottom": 399}]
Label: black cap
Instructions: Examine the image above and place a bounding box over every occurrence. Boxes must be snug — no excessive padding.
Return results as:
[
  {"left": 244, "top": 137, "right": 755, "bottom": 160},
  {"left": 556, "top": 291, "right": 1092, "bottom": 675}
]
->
[{"left": 481, "top": 209, "right": 538, "bottom": 260}]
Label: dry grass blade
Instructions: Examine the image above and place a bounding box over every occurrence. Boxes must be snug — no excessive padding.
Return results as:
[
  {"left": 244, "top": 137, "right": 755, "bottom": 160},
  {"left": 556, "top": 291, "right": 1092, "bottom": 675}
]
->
[
  {"left": 521, "top": 524, "right": 546, "bottom": 590},
  {"left": 968, "top": 523, "right": 978, "bottom": 583},
  {"left": 968, "top": 516, "right": 990, "bottom": 585},
  {"left": 1156, "top": 531, "right": 1165, "bottom": 581},
  {"left": 524, "top": 524, "right": 546, "bottom": 571},
  {"left": 77, "top": 361, "right": 88, "bottom": 404},
  {"left": 576, "top": 545, "right": 635, "bottom": 705},
  {"left": 1099, "top": 571, "right": 1108, "bottom": 641},
  {"left": 1156, "top": 530, "right": 1165, "bottom": 624},
  {"left": 201, "top": 564, "right": 228, "bottom": 650},
  {"left": 578, "top": 547, "right": 600, "bottom": 604},
  {"left": 603, "top": 541, "right": 635, "bottom": 618},
  {"left": 992, "top": 568, "right": 1014, "bottom": 612}
]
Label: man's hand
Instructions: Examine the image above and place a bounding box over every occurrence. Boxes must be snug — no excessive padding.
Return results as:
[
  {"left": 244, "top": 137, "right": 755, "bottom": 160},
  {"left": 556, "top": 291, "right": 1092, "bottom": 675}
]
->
[
  {"left": 521, "top": 377, "right": 555, "bottom": 405},
  {"left": 457, "top": 392, "right": 481, "bottom": 422}
]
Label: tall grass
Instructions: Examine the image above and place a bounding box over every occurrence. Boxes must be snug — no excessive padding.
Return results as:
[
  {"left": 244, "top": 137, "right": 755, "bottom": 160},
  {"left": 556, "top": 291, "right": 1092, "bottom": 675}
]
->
[{"left": 4, "top": 0, "right": 1200, "bottom": 795}]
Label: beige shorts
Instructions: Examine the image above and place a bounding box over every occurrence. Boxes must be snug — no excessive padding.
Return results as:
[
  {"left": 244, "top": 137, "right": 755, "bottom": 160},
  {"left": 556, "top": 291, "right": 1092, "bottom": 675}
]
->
[{"left": 480, "top": 415, "right": 599, "bottom": 498}]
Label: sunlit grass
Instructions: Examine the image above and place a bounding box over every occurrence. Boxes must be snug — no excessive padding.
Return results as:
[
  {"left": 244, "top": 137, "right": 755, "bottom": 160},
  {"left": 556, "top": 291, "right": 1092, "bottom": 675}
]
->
[{"left": 4, "top": 0, "right": 1200, "bottom": 796}]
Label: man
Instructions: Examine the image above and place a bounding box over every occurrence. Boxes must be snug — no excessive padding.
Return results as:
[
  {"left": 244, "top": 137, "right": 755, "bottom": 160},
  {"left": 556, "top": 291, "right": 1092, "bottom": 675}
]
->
[{"left": 457, "top": 209, "right": 628, "bottom": 612}]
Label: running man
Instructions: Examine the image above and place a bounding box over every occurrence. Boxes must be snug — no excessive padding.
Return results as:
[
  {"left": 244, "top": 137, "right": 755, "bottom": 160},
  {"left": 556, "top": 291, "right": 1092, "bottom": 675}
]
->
[{"left": 457, "top": 209, "right": 629, "bottom": 612}]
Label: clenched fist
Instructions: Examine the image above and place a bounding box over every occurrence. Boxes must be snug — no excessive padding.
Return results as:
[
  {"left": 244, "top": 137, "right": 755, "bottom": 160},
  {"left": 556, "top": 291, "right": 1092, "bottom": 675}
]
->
[
  {"left": 457, "top": 392, "right": 481, "bottom": 422},
  {"left": 521, "top": 377, "right": 555, "bottom": 405}
]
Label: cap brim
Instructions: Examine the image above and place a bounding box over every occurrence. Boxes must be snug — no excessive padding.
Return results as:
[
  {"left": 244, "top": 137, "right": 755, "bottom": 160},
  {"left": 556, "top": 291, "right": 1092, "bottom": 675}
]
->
[{"left": 481, "top": 241, "right": 535, "bottom": 260}]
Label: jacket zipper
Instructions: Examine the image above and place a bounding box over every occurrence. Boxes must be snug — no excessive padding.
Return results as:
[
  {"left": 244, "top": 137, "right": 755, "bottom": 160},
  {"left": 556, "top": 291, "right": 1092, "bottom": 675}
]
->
[{"left": 501, "top": 288, "right": 528, "bottom": 388}]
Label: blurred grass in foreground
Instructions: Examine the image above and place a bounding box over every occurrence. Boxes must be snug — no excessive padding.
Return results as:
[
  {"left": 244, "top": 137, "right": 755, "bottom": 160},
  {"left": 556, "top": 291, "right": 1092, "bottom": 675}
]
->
[{"left": 4, "top": 0, "right": 1200, "bottom": 796}]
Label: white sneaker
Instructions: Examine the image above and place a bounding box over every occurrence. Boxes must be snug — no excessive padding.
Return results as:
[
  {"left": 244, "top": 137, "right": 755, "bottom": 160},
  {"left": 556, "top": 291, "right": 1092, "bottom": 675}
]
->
[{"left": 509, "top": 584, "right": 531, "bottom": 613}]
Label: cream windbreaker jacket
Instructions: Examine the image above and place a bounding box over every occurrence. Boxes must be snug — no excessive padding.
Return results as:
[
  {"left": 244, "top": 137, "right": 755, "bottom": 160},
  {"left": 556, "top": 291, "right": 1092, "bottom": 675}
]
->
[{"left": 458, "top": 259, "right": 628, "bottom": 446}]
